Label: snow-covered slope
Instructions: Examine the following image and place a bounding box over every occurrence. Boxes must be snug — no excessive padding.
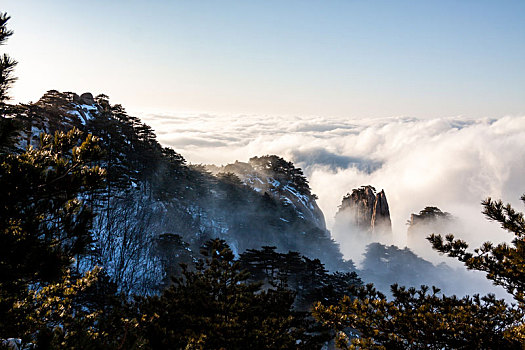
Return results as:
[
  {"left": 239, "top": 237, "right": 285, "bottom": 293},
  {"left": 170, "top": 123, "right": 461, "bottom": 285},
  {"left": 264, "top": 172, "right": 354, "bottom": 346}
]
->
[{"left": 208, "top": 157, "right": 328, "bottom": 233}]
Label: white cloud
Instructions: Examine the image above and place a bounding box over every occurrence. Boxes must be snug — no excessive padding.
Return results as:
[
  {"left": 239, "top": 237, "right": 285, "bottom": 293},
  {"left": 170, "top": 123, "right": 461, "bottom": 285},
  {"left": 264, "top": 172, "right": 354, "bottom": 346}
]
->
[{"left": 139, "top": 112, "right": 525, "bottom": 263}]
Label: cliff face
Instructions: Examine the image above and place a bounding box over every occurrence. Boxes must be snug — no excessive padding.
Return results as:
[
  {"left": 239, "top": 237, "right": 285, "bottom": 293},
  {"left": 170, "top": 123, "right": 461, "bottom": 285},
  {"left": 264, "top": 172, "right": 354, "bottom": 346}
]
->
[
  {"left": 335, "top": 185, "right": 392, "bottom": 235},
  {"left": 407, "top": 206, "right": 453, "bottom": 233},
  {"left": 372, "top": 190, "right": 391, "bottom": 233}
]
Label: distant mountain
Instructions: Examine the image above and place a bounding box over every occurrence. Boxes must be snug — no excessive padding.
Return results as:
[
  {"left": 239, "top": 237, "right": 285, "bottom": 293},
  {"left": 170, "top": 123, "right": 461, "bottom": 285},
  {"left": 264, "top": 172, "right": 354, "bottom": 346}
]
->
[
  {"left": 8, "top": 90, "right": 350, "bottom": 294},
  {"left": 405, "top": 206, "right": 458, "bottom": 265},
  {"left": 358, "top": 242, "right": 498, "bottom": 298},
  {"left": 407, "top": 206, "right": 454, "bottom": 237}
]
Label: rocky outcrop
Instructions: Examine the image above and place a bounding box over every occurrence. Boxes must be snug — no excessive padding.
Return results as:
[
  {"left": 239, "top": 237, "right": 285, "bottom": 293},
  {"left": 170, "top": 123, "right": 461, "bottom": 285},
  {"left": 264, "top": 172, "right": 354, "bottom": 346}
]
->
[
  {"left": 72, "top": 92, "right": 95, "bottom": 105},
  {"left": 16, "top": 91, "right": 100, "bottom": 150},
  {"left": 405, "top": 206, "right": 456, "bottom": 264},
  {"left": 372, "top": 190, "right": 391, "bottom": 233},
  {"left": 206, "top": 156, "right": 327, "bottom": 233},
  {"left": 407, "top": 207, "right": 454, "bottom": 238},
  {"left": 335, "top": 185, "right": 392, "bottom": 234},
  {"left": 408, "top": 207, "right": 452, "bottom": 228}
]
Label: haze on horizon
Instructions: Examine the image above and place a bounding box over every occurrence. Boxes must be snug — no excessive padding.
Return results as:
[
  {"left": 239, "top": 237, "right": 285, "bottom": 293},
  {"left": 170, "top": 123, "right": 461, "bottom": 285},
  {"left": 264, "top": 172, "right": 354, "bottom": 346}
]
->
[{"left": 3, "top": 0, "right": 525, "bottom": 119}]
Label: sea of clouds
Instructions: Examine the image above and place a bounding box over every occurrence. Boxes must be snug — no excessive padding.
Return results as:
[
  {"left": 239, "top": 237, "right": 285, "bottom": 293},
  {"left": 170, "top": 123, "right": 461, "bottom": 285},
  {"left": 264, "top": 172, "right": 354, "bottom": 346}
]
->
[{"left": 139, "top": 112, "right": 525, "bottom": 265}]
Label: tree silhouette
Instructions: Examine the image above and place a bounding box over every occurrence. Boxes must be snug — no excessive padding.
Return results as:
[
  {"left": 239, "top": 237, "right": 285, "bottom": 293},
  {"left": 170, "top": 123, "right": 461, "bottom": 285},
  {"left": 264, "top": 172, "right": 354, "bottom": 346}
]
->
[
  {"left": 139, "top": 239, "right": 308, "bottom": 349},
  {"left": 314, "top": 195, "right": 525, "bottom": 348}
]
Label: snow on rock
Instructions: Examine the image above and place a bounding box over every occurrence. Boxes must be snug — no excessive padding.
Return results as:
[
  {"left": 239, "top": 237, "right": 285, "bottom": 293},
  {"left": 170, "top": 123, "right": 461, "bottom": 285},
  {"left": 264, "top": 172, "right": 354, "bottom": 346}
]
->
[{"left": 206, "top": 158, "right": 328, "bottom": 233}]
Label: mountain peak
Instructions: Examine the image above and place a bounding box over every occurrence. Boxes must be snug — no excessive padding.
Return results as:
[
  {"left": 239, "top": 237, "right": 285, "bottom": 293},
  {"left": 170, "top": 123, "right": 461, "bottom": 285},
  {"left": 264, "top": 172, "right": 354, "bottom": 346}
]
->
[{"left": 207, "top": 155, "right": 327, "bottom": 231}]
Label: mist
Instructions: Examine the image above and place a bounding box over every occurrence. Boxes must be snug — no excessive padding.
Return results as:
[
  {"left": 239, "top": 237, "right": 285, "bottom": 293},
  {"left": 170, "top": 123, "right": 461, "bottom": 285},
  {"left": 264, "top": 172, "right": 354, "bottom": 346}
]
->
[{"left": 140, "top": 112, "right": 525, "bottom": 297}]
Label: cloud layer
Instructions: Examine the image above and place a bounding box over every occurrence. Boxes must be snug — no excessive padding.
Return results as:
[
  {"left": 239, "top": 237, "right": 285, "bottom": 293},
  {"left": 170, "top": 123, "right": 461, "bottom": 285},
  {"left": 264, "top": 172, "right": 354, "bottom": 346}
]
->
[{"left": 139, "top": 112, "right": 525, "bottom": 264}]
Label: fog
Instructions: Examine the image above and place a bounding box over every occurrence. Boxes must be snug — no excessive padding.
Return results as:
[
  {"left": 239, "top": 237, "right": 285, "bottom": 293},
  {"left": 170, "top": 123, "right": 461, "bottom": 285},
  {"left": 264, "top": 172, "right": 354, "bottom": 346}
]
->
[{"left": 140, "top": 112, "right": 525, "bottom": 295}]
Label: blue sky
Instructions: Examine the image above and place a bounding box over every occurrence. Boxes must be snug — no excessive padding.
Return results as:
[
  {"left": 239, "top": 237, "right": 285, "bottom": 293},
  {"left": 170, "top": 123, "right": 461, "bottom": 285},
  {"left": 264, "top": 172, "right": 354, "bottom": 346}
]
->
[{"left": 3, "top": 0, "right": 525, "bottom": 118}]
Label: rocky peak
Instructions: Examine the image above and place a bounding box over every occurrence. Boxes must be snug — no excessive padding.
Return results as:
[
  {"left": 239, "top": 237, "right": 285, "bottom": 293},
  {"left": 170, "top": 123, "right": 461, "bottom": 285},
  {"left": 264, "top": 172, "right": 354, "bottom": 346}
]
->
[
  {"left": 372, "top": 189, "right": 391, "bottom": 233},
  {"left": 406, "top": 206, "right": 456, "bottom": 264},
  {"left": 206, "top": 156, "right": 327, "bottom": 232},
  {"left": 407, "top": 206, "right": 454, "bottom": 236},
  {"left": 336, "top": 185, "right": 392, "bottom": 234},
  {"left": 70, "top": 92, "right": 96, "bottom": 105}
]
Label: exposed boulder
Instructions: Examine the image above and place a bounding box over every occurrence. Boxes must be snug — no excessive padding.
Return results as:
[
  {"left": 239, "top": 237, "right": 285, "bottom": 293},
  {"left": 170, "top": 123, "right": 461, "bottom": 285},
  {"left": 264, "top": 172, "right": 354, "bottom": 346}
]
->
[
  {"left": 72, "top": 92, "right": 95, "bottom": 105},
  {"left": 79, "top": 92, "right": 95, "bottom": 105}
]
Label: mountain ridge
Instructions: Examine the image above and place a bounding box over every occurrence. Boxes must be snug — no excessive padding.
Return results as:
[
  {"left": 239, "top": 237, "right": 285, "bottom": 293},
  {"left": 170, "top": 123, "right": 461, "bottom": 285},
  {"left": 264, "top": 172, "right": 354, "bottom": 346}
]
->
[{"left": 8, "top": 90, "right": 350, "bottom": 294}]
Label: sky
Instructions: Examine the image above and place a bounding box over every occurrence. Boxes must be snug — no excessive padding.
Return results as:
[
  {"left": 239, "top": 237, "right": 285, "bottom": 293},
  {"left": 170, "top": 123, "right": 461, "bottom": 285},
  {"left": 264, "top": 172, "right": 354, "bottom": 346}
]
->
[{"left": 3, "top": 0, "right": 525, "bottom": 118}]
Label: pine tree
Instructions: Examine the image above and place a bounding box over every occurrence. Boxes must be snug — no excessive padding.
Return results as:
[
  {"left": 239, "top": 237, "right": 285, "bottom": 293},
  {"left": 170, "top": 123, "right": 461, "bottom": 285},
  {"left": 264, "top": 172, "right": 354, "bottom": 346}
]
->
[
  {"left": 0, "top": 12, "right": 16, "bottom": 105},
  {"left": 0, "top": 12, "right": 20, "bottom": 151},
  {"left": 313, "top": 195, "right": 525, "bottom": 348},
  {"left": 314, "top": 283, "right": 523, "bottom": 349},
  {"left": 428, "top": 195, "right": 525, "bottom": 340},
  {"left": 0, "top": 129, "right": 106, "bottom": 342},
  {"left": 139, "top": 239, "right": 311, "bottom": 349}
]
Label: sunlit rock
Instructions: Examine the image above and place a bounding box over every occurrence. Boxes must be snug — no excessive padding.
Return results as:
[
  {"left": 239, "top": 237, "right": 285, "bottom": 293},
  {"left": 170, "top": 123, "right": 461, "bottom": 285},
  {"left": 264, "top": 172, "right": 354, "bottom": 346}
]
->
[{"left": 335, "top": 185, "right": 392, "bottom": 235}]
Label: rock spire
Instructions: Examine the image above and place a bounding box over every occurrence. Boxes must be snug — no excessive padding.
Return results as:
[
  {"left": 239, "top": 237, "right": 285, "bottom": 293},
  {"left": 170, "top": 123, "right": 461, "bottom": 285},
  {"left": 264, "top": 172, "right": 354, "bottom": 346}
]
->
[{"left": 335, "top": 185, "right": 392, "bottom": 234}]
